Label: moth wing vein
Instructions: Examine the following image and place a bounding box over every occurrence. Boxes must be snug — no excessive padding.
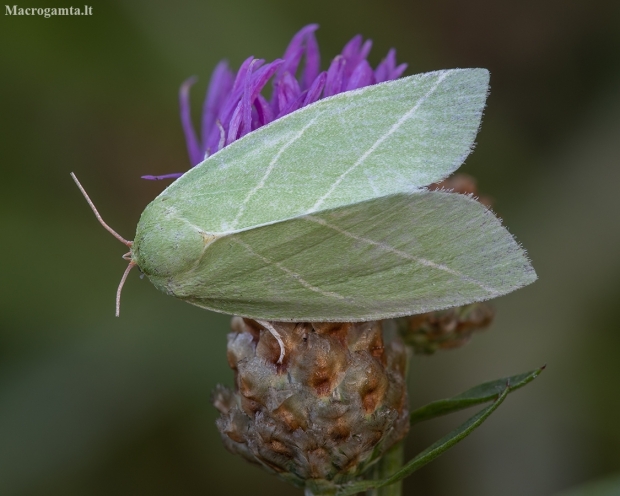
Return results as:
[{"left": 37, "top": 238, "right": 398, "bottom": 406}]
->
[
  {"left": 231, "top": 237, "right": 346, "bottom": 300},
  {"left": 309, "top": 71, "right": 451, "bottom": 213},
  {"left": 303, "top": 213, "right": 499, "bottom": 296}
]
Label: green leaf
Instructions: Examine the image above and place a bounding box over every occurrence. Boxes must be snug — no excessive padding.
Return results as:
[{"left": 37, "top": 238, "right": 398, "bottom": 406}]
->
[
  {"left": 410, "top": 366, "right": 545, "bottom": 425},
  {"left": 336, "top": 386, "right": 510, "bottom": 495}
]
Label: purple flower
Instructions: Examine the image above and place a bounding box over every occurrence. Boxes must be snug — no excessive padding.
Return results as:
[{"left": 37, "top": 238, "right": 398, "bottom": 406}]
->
[{"left": 142, "top": 24, "right": 407, "bottom": 180}]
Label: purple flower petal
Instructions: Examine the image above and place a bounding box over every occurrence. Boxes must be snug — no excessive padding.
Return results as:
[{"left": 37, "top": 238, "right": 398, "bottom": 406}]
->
[
  {"left": 179, "top": 76, "right": 202, "bottom": 166},
  {"left": 279, "top": 90, "right": 306, "bottom": 118},
  {"left": 216, "top": 120, "right": 226, "bottom": 151},
  {"left": 275, "top": 72, "right": 301, "bottom": 118},
  {"left": 239, "top": 59, "right": 259, "bottom": 139},
  {"left": 226, "top": 58, "right": 261, "bottom": 146},
  {"left": 375, "top": 48, "right": 395, "bottom": 83},
  {"left": 231, "top": 56, "right": 256, "bottom": 96},
  {"left": 346, "top": 59, "right": 375, "bottom": 91},
  {"left": 205, "top": 115, "right": 224, "bottom": 154},
  {"left": 250, "top": 59, "right": 283, "bottom": 102},
  {"left": 391, "top": 62, "right": 408, "bottom": 80},
  {"left": 301, "top": 28, "right": 320, "bottom": 90},
  {"left": 227, "top": 100, "right": 243, "bottom": 145},
  {"left": 341, "top": 34, "right": 362, "bottom": 61},
  {"left": 276, "top": 24, "right": 319, "bottom": 85},
  {"left": 201, "top": 61, "right": 233, "bottom": 153},
  {"left": 146, "top": 24, "right": 409, "bottom": 180},
  {"left": 254, "top": 94, "right": 273, "bottom": 127},
  {"left": 226, "top": 59, "right": 283, "bottom": 145},
  {"left": 343, "top": 37, "right": 372, "bottom": 66},
  {"left": 303, "top": 71, "right": 326, "bottom": 106},
  {"left": 376, "top": 48, "right": 409, "bottom": 82},
  {"left": 218, "top": 57, "right": 263, "bottom": 130},
  {"left": 341, "top": 35, "right": 373, "bottom": 88},
  {"left": 359, "top": 39, "right": 373, "bottom": 60},
  {"left": 324, "top": 55, "right": 345, "bottom": 97}
]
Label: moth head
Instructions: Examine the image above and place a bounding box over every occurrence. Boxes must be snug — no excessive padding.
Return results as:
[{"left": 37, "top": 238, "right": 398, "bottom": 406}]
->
[
  {"left": 131, "top": 195, "right": 207, "bottom": 280},
  {"left": 71, "top": 173, "right": 137, "bottom": 317}
]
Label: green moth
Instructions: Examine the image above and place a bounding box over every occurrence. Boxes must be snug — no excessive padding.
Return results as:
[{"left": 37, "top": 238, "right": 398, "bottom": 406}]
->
[{"left": 73, "top": 68, "right": 536, "bottom": 322}]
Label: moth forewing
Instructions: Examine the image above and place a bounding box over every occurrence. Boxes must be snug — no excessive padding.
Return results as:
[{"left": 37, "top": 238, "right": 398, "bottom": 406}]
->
[{"left": 155, "top": 69, "right": 490, "bottom": 234}]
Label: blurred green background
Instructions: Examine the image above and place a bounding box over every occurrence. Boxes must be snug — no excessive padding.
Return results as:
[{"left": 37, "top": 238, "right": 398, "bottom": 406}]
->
[{"left": 2, "top": 1, "right": 620, "bottom": 494}]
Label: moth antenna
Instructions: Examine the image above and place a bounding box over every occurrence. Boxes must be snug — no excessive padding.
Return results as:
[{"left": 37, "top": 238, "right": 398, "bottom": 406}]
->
[
  {"left": 256, "top": 319, "right": 286, "bottom": 364},
  {"left": 70, "top": 172, "right": 133, "bottom": 247},
  {"left": 116, "top": 261, "right": 136, "bottom": 317}
]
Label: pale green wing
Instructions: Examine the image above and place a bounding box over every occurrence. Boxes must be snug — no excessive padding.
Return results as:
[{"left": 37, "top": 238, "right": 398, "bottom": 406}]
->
[
  {"left": 160, "top": 191, "right": 535, "bottom": 322},
  {"left": 158, "top": 69, "right": 489, "bottom": 234}
]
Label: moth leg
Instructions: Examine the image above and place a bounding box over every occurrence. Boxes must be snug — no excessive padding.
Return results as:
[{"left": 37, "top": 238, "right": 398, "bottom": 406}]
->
[{"left": 256, "top": 319, "right": 286, "bottom": 364}]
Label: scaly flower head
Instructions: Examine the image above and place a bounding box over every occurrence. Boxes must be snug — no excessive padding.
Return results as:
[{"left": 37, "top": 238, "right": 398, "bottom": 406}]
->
[
  {"left": 142, "top": 24, "right": 407, "bottom": 180},
  {"left": 213, "top": 318, "right": 409, "bottom": 489}
]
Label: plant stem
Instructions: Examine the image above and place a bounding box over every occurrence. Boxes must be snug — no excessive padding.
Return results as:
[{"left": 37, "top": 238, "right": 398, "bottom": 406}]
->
[
  {"left": 304, "top": 480, "right": 337, "bottom": 495},
  {"left": 365, "top": 323, "right": 411, "bottom": 495},
  {"left": 366, "top": 440, "right": 405, "bottom": 496}
]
